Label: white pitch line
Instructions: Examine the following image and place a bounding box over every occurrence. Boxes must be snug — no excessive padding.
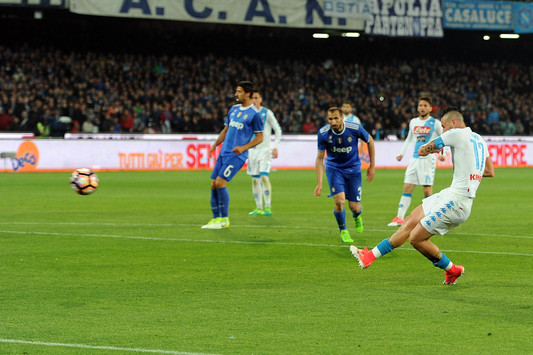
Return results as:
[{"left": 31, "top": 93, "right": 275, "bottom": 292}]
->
[
  {"left": 0, "top": 338, "right": 220, "bottom": 355},
  {"left": 1, "top": 230, "right": 532, "bottom": 257},
  {"left": 1, "top": 221, "right": 532, "bottom": 240}
]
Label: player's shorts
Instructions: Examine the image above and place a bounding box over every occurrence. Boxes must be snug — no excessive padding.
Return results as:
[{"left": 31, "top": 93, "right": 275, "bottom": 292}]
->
[
  {"left": 420, "top": 187, "right": 473, "bottom": 235},
  {"left": 325, "top": 166, "right": 362, "bottom": 202},
  {"left": 211, "top": 155, "right": 246, "bottom": 182},
  {"left": 404, "top": 155, "right": 436, "bottom": 186},
  {"left": 246, "top": 148, "right": 272, "bottom": 176}
]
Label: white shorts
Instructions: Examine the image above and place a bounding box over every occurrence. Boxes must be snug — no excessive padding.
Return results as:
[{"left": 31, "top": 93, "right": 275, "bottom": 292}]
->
[
  {"left": 247, "top": 148, "right": 272, "bottom": 176},
  {"left": 421, "top": 187, "right": 473, "bottom": 235},
  {"left": 404, "top": 155, "right": 436, "bottom": 186}
]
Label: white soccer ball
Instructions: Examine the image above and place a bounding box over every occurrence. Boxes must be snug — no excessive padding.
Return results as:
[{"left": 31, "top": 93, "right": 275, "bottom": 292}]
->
[{"left": 70, "top": 168, "right": 99, "bottom": 195}]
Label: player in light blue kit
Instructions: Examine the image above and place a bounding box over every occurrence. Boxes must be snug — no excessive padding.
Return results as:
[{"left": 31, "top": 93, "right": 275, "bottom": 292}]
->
[
  {"left": 388, "top": 96, "right": 446, "bottom": 227},
  {"left": 315, "top": 107, "right": 375, "bottom": 243},
  {"left": 351, "top": 107, "right": 495, "bottom": 285},
  {"left": 341, "top": 101, "right": 361, "bottom": 125},
  {"left": 202, "top": 81, "right": 264, "bottom": 229},
  {"left": 247, "top": 90, "right": 282, "bottom": 216}
]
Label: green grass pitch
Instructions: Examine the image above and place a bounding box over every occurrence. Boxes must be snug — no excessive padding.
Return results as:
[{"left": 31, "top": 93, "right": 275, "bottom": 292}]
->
[{"left": 1, "top": 168, "right": 532, "bottom": 354}]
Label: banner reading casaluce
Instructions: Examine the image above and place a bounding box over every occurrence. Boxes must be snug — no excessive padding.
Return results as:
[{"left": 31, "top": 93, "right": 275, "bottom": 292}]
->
[
  {"left": 364, "top": 0, "right": 443, "bottom": 37},
  {"left": 69, "top": 0, "right": 364, "bottom": 30},
  {"left": 443, "top": 0, "right": 513, "bottom": 30}
]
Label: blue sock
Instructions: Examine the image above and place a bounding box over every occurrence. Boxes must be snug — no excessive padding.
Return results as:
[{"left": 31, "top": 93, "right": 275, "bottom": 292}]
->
[
  {"left": 375, "top": 239, "right": 395, "bottom": 257},
  {"left": 210, "top": 189, "right": 219, "bottom": 218},
  {"left": 352, "top": 206, "right": 362, "bottom": 219},
  {"left": 433, "top": 253, "right": 452, "bottom": 270},
  {"left": 217, "top": 187, "right": 230, "bottom": 218},
  {"left": 334, "top": 209, "right": 346, "bottom": 231}
]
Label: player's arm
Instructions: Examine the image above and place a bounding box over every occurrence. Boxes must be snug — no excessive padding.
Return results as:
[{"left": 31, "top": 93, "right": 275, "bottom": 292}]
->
[
  {"left": 210, "top": 126, "right": 228, "bottom": 154},
  {"left": 233, "top": 132, "right": 263, "bottom": 155},
  {"left": 434, "top": 121, "right": 446, "bottom": 161},
  {"left": 418, "top": 140, "right": 440, "bottom": 156},
  {"left": 268, "top": 110, "right": 282, "bottom": 159},
  {"left": 483, "top": 156, "right": 495, "bottom": 177},
  {"left": 397, "top": 121, "right": 413, "bottom": 161},
  {"left": 366, "top": 136, "right": 375, "bottom": 182},
  {"left": 314, "top": 150, "right": 325, "bottom": 196}
]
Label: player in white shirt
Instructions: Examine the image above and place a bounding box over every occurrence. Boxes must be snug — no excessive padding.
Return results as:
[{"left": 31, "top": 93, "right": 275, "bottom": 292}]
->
[
  {"left": 388, "top": 97, "right": 445, "bottom": 227},
  {"left": 246, "top": 91, "right": 282, "bottom": 216},
  {"left": 341, "top": 101, "right": 362, "bottom": 125},
  {"left": 351, "top": 107, "right": 495, "bottom": 285}
]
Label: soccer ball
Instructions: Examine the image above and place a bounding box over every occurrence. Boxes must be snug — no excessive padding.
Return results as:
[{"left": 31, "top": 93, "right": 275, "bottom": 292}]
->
[{"left": 70, "top": 168, "right": 99, "bottom": 195}]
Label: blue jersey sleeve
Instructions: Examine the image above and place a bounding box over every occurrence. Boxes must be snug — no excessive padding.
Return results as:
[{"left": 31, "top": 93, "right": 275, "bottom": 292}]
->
[
  {"left": 317, "top": 131, "right": 326, "bottom": 151},
  {"left": 252, "top": 112, "right": 264, "bottom": 132},
  {"left": 357, "top": 125, "right": 371, "bottom": 143}
]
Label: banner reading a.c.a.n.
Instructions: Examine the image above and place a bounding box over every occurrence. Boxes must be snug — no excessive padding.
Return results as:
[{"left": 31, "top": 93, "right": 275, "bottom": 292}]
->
[{"left": 69, "top": 0, "right": 364, "bottom": 30}]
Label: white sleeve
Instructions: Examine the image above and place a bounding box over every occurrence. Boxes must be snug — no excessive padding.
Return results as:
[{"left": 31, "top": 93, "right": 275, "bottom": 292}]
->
[
  {"left": 439, "top": 129, "right": 461, "bottom": 147},
  {"left": 400, "top": 120, "right": 415, "bottom": 156},
  {"left": 435, "top": 119, "right": 443, "bottom": 136},
  {"left": 267, "top": 109, "right": 282, "bottom": 149}
]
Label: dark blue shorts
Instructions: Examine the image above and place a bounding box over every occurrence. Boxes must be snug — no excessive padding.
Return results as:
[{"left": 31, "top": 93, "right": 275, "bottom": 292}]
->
[
  {"left": 326, "top": 166, "right": 362, "bottom": 202},
  {"left": 210, "top": 155, "right": 245, "bottom": 182}
]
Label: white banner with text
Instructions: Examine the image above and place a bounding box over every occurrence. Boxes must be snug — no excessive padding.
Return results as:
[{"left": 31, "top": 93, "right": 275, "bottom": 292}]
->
[
  {"left": 69, "top": 0, "right": 364, "bottom": 30},
  {"left": 1, "top": 137, "right": 531, "bottom": 172}
]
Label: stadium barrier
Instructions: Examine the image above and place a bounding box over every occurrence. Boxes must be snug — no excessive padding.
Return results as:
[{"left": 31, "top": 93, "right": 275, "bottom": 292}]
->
[{"left": 0, "top": 134, "right": 531, "bottom": 172}]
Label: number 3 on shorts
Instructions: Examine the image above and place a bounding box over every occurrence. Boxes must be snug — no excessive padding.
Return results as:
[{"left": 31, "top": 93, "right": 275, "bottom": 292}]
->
[{"left": 223, "top": 165, "right": 234, "bottom": 178}]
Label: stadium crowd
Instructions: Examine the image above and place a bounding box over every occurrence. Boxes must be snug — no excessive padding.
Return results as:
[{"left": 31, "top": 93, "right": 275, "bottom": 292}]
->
[{"left": 0, "top": 43, "right": 532, "bottom": 138}]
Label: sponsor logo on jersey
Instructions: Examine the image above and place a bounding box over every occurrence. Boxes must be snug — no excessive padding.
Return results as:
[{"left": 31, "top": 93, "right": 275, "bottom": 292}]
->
[
  {"left": 243, "top": 114, "right": 248, "bottom": 120},
  {"left": 414, "top": 126, "right": 431, "bottom": 135},
  {"left": 331, "top": 146, "right": 352, "bottom": 153},
  {"left": 348, "top": 137, "right": 352, "bottom": 142},
  {"left": 237, "top": 112, "right": 242, "bottom": 117},
  {"left": 469, "top": 174, "right": 482, "bottom": 182},
  {"left": 229, "top": 120, "right": 244, "bottom": 130}
]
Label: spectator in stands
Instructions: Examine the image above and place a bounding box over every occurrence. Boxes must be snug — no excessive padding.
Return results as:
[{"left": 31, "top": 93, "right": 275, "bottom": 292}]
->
[
  {"left": 372, "top": 122, "right": 384, "bottom": 140},
  {"left": 0, "top": 107, "right": 14, "bottom": 131},
  {"left": 119, "top": 108, "right": 134, "bottom": 132},
  {"left": 397, "top": 121, "right": 408, "bottom": 140},
  {"left": 0, "top": 43, "right": 531, "bottom": 137},
  {"left": 302, "top": 117, "right": 317, "bottom": 134}
]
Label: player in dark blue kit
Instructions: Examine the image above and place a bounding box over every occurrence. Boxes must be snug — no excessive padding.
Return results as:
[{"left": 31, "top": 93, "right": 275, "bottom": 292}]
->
[
  {"left": 202, "top": 81, "right": 264, "bottom": 229},
  {"left": 314, "top": 107, "right": 375, "bottom": 242}
]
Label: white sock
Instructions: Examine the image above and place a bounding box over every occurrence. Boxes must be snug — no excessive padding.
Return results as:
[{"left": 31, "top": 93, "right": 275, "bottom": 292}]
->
[
  {"left": 261, "top": 175, "right": 272, "bottom": 208},
  {"left": 252, "top": 177, "right": 263, "bottom": 209},
  {"left": 397, "top": 194, "right": 412, "bottom": 219}
]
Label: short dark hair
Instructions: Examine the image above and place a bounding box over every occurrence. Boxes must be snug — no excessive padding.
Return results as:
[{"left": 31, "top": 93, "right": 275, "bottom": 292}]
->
[
  {"left": 237, "top": 81, "right": 255, "bottom": 95},
  {"left": 442, "top": 105, "right": 462, "bottom": 116},
  {"left": 328, "top": 107, "right": 341, "bottom": 115},
  {"left": 252, "top": 89, "right": 262, "bottom": 97},
  {"left": 419, "top": 96, "right": 432, "bottom": 105},
  {"left": 342, "top": 100, "right": 353, "bottom": 107}
]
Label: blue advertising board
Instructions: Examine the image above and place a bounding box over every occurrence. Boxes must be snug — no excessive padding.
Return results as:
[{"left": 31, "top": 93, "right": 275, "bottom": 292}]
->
[{"left": 443, "top": 0, "right": 513, "bottom": 30}]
